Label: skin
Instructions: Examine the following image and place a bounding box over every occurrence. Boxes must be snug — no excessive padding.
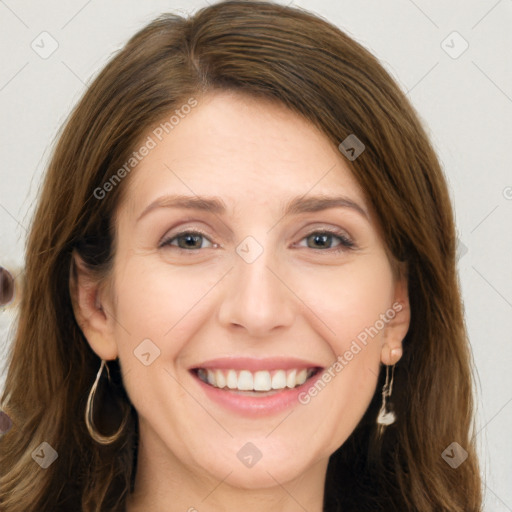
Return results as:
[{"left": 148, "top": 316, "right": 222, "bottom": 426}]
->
[{"left": 72, "top": 90, "right": 410, "bottom": 512}]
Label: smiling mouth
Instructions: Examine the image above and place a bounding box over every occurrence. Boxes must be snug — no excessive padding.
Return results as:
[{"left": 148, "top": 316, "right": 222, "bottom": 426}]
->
[{"left": 192, "top": 367, "right": 322, "bottom": 394}]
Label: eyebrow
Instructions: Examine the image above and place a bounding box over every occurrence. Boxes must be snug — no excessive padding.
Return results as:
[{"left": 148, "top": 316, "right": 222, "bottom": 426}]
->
[{"left": 136, "top": 194, "right": 368, "bottom": 222}]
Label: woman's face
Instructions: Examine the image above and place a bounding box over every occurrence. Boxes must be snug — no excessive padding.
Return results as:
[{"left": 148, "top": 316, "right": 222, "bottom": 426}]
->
[{"left": 82, "top": 90, "right": 409, "bottom": 489}]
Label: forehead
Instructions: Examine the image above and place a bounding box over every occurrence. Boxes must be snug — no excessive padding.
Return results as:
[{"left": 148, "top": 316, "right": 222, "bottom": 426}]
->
[{"left": 120, "top": 91, "right": 367, "bottom": 218}]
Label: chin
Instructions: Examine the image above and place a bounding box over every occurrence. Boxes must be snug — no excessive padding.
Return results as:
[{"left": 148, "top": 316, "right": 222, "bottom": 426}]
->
[{"left": 198, "top": 444, "right": 317, "bottom": 490}]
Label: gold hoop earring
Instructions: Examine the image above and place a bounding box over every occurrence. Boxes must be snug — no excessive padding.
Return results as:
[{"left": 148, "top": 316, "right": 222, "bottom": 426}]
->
[
  {"left": 85, "top": 359, "right": 129, "bottom": 445},
  {"left": 376, "top": 363, "right": 396, "bottom": 437}
]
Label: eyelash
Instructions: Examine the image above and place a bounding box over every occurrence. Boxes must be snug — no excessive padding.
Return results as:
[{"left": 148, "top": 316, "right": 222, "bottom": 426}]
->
[{"left": 159, "top": 229, "right": 355, "bottom": 254}]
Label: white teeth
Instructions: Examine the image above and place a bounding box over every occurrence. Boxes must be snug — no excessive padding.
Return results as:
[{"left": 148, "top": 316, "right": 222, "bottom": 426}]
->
[
  {"left": 197, "top": 367, "right": 316, "bottom": 392},
  {"left": 215, "top": 369, "right": 226, "bottom": 388},
  {"left": 286, "top": 369, "right": 297, "bottom": 388},
  {"left": 226, "top": 369, "right": 238, "bottom": 389},
  {"left": 271, "top": 370, "right": 287, "bottom": 389},
  {"left": 296, "top": 369, "right": 308, "bottom": 385},
  {"left": 238, "top": 370, "right": 253, "bottom": 390},
  {"left": 254, "top": 371, "right": 272, "bottom": 391}
]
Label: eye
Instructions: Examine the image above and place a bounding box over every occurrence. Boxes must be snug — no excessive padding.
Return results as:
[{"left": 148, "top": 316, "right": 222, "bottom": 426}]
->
[
  {"left": 159, "top": 229, "right": 355, "bottom": 253},
  {"left": 297, "top": 230, "right": 355, "bottom": 253},
  {"left": 159, "top": 230, "right": 215, "bottom": 250}
]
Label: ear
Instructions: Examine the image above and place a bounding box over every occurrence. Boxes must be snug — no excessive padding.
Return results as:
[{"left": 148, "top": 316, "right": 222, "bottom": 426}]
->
[
  {"left": 69, "top": 250, "right": 118, "bottom": 360},
  {"left": 381, "top": 273, "right": 410, "bottom": 366}
]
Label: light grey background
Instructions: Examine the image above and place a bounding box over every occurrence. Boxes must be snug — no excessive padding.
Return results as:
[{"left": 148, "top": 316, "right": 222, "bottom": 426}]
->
[{"left": 1, "top": 0, "right": 511, "bottom": 509}]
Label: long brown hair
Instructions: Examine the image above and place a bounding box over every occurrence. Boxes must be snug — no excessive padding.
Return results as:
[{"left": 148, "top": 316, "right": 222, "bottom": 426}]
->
[{"left": 0, "top": 1, "right": 482, "bottom": 510}]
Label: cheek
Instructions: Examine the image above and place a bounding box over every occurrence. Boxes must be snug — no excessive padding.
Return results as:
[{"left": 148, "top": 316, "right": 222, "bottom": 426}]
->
[
  {"left": 291, "top": 254, "right": 396, "bottom": 351},
  {"left": 110, "top": 257, "right": 228, "bottom": 369},
  {"left": 112, "top": 254, "right": 216, "bottom": 328},
  {"left": 108, "top": 258, "right": 223, "bottom": 433},
  {"left": 292, "top": 254, "right": 395, "bottom": 428}
]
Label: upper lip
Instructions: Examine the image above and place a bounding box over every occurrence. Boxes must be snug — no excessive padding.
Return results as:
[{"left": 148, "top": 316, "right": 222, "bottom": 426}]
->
[{"left": 189, "top": 357, "right": 324, "bottom": 372}]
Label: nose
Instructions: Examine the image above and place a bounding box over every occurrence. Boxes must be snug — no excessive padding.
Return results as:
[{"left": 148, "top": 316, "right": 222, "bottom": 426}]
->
[{"left": 217, "top": 242, "right": 296, "bottom": 338}]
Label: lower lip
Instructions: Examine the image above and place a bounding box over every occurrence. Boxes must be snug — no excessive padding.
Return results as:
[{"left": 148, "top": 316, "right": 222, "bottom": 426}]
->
[{"left": 190, "top": 370, "right": 323, "bottom": 417}]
